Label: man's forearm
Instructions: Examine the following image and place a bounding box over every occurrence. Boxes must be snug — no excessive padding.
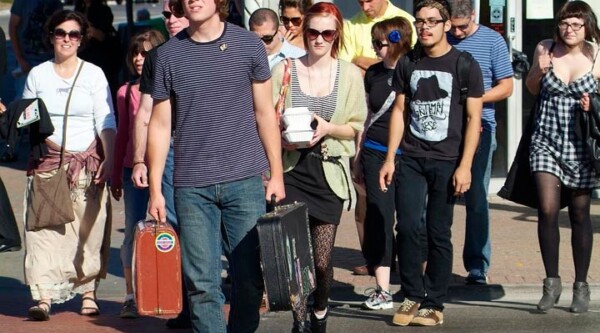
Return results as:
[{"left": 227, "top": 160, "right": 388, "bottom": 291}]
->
[
  {"left": 482, "top": 77, "right": 514, "bottom": 104},
  {"left": 352, "top": 56, "right": 381, "bottom": 72},
  {"left": 459, "top": 99, "right": 483, "bottom": 169},
  {"left": 132, "top": 93, "right": 153, "bottom": 162},
  {"left": 147, "top": 100, "right": 171, "bottom": 196}
]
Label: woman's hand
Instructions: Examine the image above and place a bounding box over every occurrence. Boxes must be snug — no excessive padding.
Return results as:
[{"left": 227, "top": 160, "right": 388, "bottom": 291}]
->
[
  {"left": 95, "top": 158, "right": 113, "bottom": 185},
  {"left": 581, "top": 92, "right": 590, "bottom": 112},
  {"left": 309, "top": 115, "right": 332, "bottom": 147},
  {"left": 281, "top": 136, "right": 299, "bottom": 151},
  {"left": 0, "top": 102, "right": 6, "bottom": 114}
]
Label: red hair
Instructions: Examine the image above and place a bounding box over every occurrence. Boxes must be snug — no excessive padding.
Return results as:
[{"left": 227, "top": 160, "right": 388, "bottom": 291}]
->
[{"left": 302, "top": 2, "right": 344, "bottom": 58}]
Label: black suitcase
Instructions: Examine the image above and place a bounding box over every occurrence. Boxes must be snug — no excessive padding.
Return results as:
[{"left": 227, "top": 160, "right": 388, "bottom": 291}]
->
[{"left": 257, "top": 201, "right": 316, "bottom": 312}]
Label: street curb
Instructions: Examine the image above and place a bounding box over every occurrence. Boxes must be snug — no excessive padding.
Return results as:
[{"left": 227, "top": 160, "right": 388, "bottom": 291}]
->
[{"left": 329, "top": 284, "right": 600, "bottom": 304}]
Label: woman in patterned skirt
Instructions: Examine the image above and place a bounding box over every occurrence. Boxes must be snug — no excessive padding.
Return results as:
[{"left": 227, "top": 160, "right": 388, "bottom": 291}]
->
[{"left": 526, "top": 0, "right": 600, "bottom": 314}]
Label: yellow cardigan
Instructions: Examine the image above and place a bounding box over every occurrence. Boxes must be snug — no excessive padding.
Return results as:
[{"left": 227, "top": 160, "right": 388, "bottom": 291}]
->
[{"left": 271, "top": 59, "right": 368, "bottom": 201}]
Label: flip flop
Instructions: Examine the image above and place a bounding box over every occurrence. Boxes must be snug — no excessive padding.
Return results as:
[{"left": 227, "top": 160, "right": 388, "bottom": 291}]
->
[
  {"left": 80, "top": 296, "right": 100, "bottom": 316},
  {"left": 28, "top": 301, "right": 51, "bottom": 321}
]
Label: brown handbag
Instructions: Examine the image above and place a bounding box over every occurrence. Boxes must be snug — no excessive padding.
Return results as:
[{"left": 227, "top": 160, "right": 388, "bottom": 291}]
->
[{"left": 26, "top": 62, "right": 85, "bottom": 231}]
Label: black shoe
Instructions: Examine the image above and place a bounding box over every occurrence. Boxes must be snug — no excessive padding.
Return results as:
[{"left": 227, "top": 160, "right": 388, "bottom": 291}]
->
[
  {"left": 310, "top": 308, "right": 328, "bottom": 333},
  {"left": 0, "top": 241, "right": 21, "bottom": 253},
  {"left": 165, "top": 314, "right": 192, "bottom": 329}
]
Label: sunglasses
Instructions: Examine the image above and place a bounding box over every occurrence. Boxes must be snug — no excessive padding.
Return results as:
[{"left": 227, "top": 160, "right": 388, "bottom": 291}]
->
[
  {"left": 133, "top": 50, "right": 149, "bottom": 58},
  {"left": 306, "top": 28, "right": 337, "bottom": 42},
  {"left": 162, "top": 11, "right": 173, "bottom": 20},
  {"left": 281, "top": 16, "right": 303, "bottom": 26},
  {"left": 53, "top": 28, "right": 82, "bottom": 41},
  {"left": 372, "top": 39, "right": 389, "bottom": 49},
  {"left": 451, "top": 18, "right": 471, "bottom": 31},
  {"left": 260, "top": 33, "right": 277, "bottom": 44}
]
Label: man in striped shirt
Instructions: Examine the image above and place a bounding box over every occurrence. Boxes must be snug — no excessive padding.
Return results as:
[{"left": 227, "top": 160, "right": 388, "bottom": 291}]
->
[
  {"left": 447, "top": 0, "right": 514, "bottom": 285},
  {"left": 146, "top": 0, "right": 285, "bottom": 332}
]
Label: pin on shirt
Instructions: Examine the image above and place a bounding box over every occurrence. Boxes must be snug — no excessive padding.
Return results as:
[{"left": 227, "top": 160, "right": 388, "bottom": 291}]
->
[{"left": 220, "top": 43, "right": 228, "bottom": 52}]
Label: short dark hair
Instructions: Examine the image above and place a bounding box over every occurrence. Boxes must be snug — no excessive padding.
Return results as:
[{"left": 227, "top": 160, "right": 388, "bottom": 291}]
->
[
  {"left": 415, "top": 0, "right": 452, "bottom": 21},
  {"left": 554, "top": 0, "right": 600, "bottom": 44},
  {"left": 44, "top": 10, "right": 89, "bottom": 49},
  {"left": 249, "top": 8, "right": 279, "bottom": 31},
  {"left": 448, "top": 0, "right": 473, "bottom": 18},
  {"left": 126, "top": 29, "right": 165, "bottom": 75},
  {"left": 371, "top": 17, "right": 413, "bottom": 62}
]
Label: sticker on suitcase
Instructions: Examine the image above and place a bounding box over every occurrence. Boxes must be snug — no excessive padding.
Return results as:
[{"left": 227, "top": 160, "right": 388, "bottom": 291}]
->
[{"left": 155, "top": 233, "right": 176, "bottom": 252}]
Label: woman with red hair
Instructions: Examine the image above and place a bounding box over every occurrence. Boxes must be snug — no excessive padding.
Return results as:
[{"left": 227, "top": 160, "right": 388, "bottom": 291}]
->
[{"left": 272, "top": 2, "right": 367, "bottom": 332}]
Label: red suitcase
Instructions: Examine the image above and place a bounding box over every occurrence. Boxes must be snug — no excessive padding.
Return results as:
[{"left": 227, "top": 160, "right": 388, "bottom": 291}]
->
[{"left": 133, "top": 220, "right": 183, "bottom": 316}]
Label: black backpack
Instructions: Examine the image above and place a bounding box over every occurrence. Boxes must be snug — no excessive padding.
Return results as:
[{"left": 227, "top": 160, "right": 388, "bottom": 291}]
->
[{"left": 398, "top": 47, "right": 474, "bottom": 106}]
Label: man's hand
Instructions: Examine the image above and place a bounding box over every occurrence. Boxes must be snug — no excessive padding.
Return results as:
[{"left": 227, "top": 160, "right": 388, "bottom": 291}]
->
[
  {"left": 148, "top": 193, "right": 167, "bottom": 223},
  {"left": 265, "top": 175, "right": 286, "bottom": 204},
  {"left": 452, "top": 165, "right": 471, "bottom": 196},
  {"left": 132, "top": 163, "right": 149, "bottom": 188}
]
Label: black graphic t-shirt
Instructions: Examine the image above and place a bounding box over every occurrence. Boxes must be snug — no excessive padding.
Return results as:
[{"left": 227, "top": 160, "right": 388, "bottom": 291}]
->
[{"left": 392, "top": 47, "right": 483, "bottom": 160}]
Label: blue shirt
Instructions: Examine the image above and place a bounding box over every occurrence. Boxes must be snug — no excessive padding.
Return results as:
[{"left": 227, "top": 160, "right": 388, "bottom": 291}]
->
[
  {"left": 268, "top": 39, "right": 305, "bottom": 69},
  {"left": 448, "top": 24, "right": 513, "bottom": 132}
]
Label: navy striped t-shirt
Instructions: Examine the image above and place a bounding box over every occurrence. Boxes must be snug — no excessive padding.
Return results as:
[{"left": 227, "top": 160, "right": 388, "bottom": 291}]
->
[
  {"left": 448, "top": 24, "right": 513, "bottom": 132},
  {"left": 152, "top": 23, "right": 271, "bottom": 187}
]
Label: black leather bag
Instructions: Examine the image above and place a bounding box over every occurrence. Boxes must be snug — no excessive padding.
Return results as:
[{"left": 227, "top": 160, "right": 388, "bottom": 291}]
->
[
  {"left": 498, "top": 100, "right": 569, "bottom": 209},
  {"left": 577, "top": 92, "right": 600, "bottom": 173}
]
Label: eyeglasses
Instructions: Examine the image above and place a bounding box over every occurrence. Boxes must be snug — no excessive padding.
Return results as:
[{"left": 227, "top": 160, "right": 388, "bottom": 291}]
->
[
  {"left": 451, "top": 18, "right": 471, "bottom": 31},
  {"left": 413, "top": 18, "right": 446, "bottom": 28},
  {"left": 306, "top": 28, "right": 337, "bottom": 42},
  {"left": 52, "top": 28, "right": 82, "bottom": 41},
  {"left": 162, "top": 11, "right": 173, "bottom": 20},
  {"left": 281, "top": 16, "right": 303, "bottom": 26},
  {"left": 260, "top": 33, "right": 277, "bottom": 44},
  {"left": 558, "top": 21, "right": 584, "bottom": 31},
  {"left": 372, "top": 39, "right": 389, "bottom": 49}
]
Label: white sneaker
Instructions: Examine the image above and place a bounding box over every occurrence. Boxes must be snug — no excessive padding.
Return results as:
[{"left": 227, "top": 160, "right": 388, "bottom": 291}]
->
[{"left": 362, "top": 288, "right": 393, "bottom": 310}]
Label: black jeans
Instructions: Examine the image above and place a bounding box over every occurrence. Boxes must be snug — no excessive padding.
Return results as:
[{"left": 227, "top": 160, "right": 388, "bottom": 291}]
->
[{"left": 395, "top": 155, "right": 457, "bottom": 310}]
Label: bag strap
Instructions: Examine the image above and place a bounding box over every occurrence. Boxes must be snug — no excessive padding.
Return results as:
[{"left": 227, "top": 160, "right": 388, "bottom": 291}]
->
[
  {"left": 456, "top": 51, "right": 474, "bottom": 106},
  {"left": 275, "top": 58, "right": 292, "bottom": 121},
  {"left": 59, "top": 61, "right": 85, "bottom": 168},
  {"left": 365, "top": 90, "right": 396, "bottom": 132}
]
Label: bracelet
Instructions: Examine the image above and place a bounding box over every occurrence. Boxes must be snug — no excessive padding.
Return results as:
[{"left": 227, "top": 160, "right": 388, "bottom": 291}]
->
[{"left": 133, "top": 161, "right": 145, "bottom": 166}]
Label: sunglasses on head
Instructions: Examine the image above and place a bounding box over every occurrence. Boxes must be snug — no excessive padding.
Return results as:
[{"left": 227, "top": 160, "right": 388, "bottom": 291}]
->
[
  {"left": 162, "top": 11, "right": 173, "bottom": 19},
  {"left": 53, "top": 28, "right": 82, "bottom": 41},
  {"left": 281, "top": 16, "right": 302, "bottom": 26},
  {"left": 372, "top": 39, "right": 389, "bottom": 49},
  {"left": 306, "top": 28, "right": 337, "bottom": 42},
  {"left": 260, "top": 33, "right": 277, "bottom": 44}
]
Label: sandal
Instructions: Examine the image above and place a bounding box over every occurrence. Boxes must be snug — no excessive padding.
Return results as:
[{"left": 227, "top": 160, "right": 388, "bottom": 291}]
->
[
  {"left": 28, "top": 301, "right": 51, "bottom": 321},
  {"left": 80, "top": 296, "right": 100, "bottom": 316}
]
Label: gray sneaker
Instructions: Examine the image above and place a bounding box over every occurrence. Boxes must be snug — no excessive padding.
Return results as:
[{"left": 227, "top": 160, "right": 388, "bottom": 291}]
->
[{"left": 362, "top": 288, "right": 393, "bottom": 310}]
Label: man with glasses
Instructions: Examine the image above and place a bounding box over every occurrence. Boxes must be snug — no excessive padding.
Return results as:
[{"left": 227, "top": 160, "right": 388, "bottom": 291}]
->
[
  {"left": 340, "top": 0, "right": 416, "bottom": 73},
  {"left": 379, "top": 0, "right": 483, "bottom": 326},
  {"left": 447, "top": 0, "right": 514, "bottom": 286},
  {"left": 130, "top": 0, "right": 191, "bottom": 329},
  {"left": 249, "top": 8, "right": 305, "bottom": 69}
]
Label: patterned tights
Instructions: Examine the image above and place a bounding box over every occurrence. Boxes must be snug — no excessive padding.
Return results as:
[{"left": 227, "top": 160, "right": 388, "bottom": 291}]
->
[{"left": 293, "top": 217, "right": 337, "bottom": 324}]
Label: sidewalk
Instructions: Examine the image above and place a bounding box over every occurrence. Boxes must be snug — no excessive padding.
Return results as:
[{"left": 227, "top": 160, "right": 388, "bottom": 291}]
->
[{"left": 1, "top": 148, "right": 600, "bottom": 332}]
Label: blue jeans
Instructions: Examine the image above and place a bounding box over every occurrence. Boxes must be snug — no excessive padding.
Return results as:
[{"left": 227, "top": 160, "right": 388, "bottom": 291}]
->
[
  {"left": 163, "top": 140, "right": 177, "bottom": 231},
  {"left": 395, "top": 156, "right": 457, "bottom": 310},
  {"left": 463, "top": 130, "right": 496, "bottom": 274},
  {"left": 176, "top": 176, "right": 265, "bottom": 333},
  {"left": 120, "top": 167, "right": 150, "bottom": 268}
]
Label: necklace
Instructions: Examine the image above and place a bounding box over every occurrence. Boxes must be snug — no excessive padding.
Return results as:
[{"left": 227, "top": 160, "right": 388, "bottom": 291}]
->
[{"left": 306, "top": 59, "right": 334, "bottom": 118}]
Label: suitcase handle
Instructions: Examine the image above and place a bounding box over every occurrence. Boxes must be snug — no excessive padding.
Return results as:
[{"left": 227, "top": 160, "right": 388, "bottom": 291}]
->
[{"left": 268, "top": 194, "right": 279, "bottom": 213}]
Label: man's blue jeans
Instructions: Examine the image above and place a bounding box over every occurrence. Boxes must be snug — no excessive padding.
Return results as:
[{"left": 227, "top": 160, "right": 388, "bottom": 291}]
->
[
  {"left": 463, "top": 129, "right": 496, "bottom": 274},
  {"left": 175, "top": 176, "right": 265, "bottom": 333}
]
